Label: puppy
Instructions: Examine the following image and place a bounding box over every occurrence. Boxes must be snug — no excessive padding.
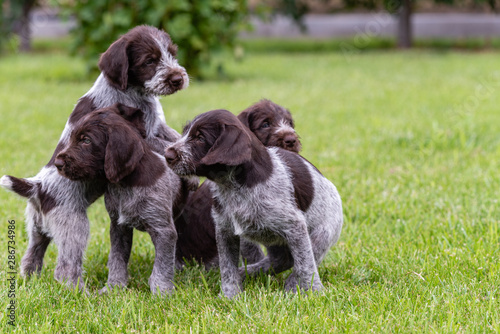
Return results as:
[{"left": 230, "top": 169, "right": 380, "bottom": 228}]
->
[
  {"left": 0, "top": 25, "right": 188, "bottom": 289},
  {"left": 165, "top": 109, "right": 343, "bottom": 298},
  {"left": 175, "top": 100, "right": 301, "bottom": 269},
  {"left": 55, "top": 104, "right": 180, "bottom": 294}
]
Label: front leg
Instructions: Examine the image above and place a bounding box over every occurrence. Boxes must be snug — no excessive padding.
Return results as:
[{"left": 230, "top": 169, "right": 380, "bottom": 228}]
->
[
  {"left": 145, "top": 222, "right": 177, "bottom": 295},
  {"left": 99, "top": 208, "right": 134, "bottom": 294},
  {"left": 284, "top": 221, "right": 323, "bottom": 293},
  {"left": 215, "top": 220, "right": 241, "bottom": 298}
]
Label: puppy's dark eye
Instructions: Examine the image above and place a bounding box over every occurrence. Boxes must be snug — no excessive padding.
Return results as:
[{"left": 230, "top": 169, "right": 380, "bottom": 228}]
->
[
  {"left": 197, "top": 135, "right": 206, "bottom": 143},
  {"left": 82, "top": 137, "right": 91, "bottom": 145},
  {"left": 144, "top": 59, "right": 155, "bottom": 66},
  {"left": 261, "top": 122, "right": 270, "bottom": 129}
]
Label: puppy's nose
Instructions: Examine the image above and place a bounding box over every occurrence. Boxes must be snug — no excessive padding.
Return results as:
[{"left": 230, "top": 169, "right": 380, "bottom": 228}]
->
[
  {"left": 165, "top": 147, "right": 178, "bottom": 165},
  {"left": 54, "top": 157, "right": 65, "bottom": 170},
  {"left": 169, "top": 74, "right": 183, "bottom": 87},
  {"left": 284, "top": 134, "right": 297, "bottom": 147}
]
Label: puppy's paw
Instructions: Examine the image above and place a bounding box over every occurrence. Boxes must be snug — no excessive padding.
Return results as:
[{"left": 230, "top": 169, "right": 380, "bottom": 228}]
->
[
  {"left": 150, "top": 282, "right": 175, "bottom": 296},
  {"left": 284, "top": 274, "right": 298, "bottom": 293},
  {"left": 238, "top": 267, "right": 247, "bottom": 279},
  {"left": 149, "top": 274, "right": 175, "bottom": 295},
  {"left": 175, "top": 259, "right": 185, "bottom": 271},
  {"left": 284, "top": 273, "right": 324, "bottom": 293},
  {"left": 220, "top": 282, "right": 243, "bottom": 299},
  {"left": 20, "top": 262, "right": 42, "bottom": 278},
  {"left": 99, "top": 282, "right": 126, "bottom": 295}
]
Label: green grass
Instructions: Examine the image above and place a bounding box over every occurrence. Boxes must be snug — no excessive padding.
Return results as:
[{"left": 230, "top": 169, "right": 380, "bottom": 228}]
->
[
  {"left": 239, "top": 37, "right": 500, "bottom": 54},
  {"left": 1, "top": 46, "right": 500, "bottom": 333}
]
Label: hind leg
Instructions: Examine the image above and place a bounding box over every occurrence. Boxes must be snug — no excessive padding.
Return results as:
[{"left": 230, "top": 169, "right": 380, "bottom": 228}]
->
[
  {"left": 283, "top": 221, "right": 323, "bottom": 293},
  {"left": 51, "top": 209, "right": 89, "bottom": 289},
  {"left": 21, "top": 207, "right": 52, "bottom": 277},
  {"left": 239, "top": 245, "right": 294, "bottom": 277},
  {"left": 284, "top": 225, "right": 338, "bottom": 292},
  {"left": 240, "top": 239, "right": 265, "bottom": 265},
  {"left": 21, "top": 201, "right": 52, "bottom": 276}
]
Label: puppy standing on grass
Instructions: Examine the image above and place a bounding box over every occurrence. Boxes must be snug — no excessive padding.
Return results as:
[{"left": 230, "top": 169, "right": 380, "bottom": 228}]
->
[
  {"left": 0, "top": 25, "right": 189, "bottom": 289},
  {"left": 175, "top": 99, "right": 302, "bottom": 269},
  {"left": 54, "top": 104, "right": 180, "bottom": 295},
  {"left": 165, "top": 109, "right": 343, "bottom": 298}
]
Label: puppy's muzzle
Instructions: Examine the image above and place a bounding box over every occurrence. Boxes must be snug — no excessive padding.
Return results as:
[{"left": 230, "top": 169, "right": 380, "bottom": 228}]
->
[
  {"left": 165, "top": 147, "right": 179, "bottom": 166},
  {"left": 167, "top": 73, "right": 183, "bottom": 89},
  {"left": 283, "top": 133, "right": 297, "bottom": 148},
  {"left": 54, "top": 155, "right": 66, "bottom": 171}
]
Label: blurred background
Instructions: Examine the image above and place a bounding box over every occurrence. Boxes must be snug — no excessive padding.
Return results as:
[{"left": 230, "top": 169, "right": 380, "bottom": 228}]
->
[{"left": 1, "top": 0, "right": 500, "bottom": 78}]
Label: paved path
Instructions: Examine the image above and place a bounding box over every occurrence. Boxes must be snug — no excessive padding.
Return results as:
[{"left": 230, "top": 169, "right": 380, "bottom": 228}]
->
[
  {"left": 31, "top": 9, "right": 500, "bottom": 39},
  {"left": 241, "top": 13, "right": 500, "bottom": 39}
]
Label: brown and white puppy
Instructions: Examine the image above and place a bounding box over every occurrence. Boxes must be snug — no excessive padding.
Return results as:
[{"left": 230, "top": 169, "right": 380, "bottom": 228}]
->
[
  {"left": 55, "top": 103, "right": 181, "bottom": 295},
  {"left": 238, "top": 99, "right": 301, "bottom": 153},
  {"left": 165, "top": 110, "right": 343, "bottom": 298},
  {"left": 175, "top": 100, "right": 301, "bottom": 269},
  {"left": 0, "top": 25, "right": 188, "bottom": 289}
]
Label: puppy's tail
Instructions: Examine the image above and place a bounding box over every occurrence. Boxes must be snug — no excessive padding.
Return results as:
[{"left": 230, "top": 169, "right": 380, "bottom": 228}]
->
[{"left": 0, "top": 175, "right": 39, "bottom": 199}]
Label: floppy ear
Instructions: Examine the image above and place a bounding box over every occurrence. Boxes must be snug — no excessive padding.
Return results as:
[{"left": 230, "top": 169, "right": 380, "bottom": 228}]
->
[
  {"left": 98, "top": 37, "right": 129, "bottom": 91},
  {"left": 237, "top": 110, "right": 251, "bottom": 128},
  {"left": 111, "top": 103, "right": 146, "bottom": 137},
  {"left": 104, "top": 126, "right": 145, "bottom": 183},
  {"left": 201, "top": 124, "right": 252, "bottom": 167}
]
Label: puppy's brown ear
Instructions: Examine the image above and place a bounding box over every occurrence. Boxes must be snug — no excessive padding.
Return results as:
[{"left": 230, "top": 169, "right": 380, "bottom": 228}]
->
[
  {"left": 237, "top": 110, "right": 251, "bottom": 128},
  {"left": 201, "top": 124, "right": 252, "bottom": 167},
  {"left": 111, "top": 103, "right": 146, "bottom": 137},
  {"left": 104, "top": 125, "right": 144, "bottom": 183},
  {"left": 98, "top": 37, "right": 129, "bottom": 91}
]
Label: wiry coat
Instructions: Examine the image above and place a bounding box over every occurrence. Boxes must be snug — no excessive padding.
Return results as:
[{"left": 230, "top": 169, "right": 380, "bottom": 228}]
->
[
  {"left": 165, "top": 109, "right": 343, "bottom": 298},
  {"left": 0, "top": 25, "right": 189, "bottom": 289},
  {"left": 175, "top": 100, "right": 301, "bottom": 269},
  {"left": 55, "top": 104, "right": 182, "bottom": 295}
]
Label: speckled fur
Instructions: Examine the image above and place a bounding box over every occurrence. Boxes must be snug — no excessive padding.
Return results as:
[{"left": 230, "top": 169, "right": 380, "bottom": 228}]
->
[{"left": 165, "top": 110, "right": 343, "bottom": 298}]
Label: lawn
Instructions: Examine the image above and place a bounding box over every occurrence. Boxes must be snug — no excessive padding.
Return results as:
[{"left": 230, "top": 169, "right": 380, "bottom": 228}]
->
[{"left": 1, "top": 44, "right": 500, "bottom": 333}]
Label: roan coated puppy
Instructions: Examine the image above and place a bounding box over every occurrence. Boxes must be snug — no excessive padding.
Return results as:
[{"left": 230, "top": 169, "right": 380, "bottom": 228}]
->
[
  {"left": 165, "top": 109, "right": 343, "bottom": 298},
  {"left": 0, "top": 25, "right": 188, "bottom": 289},
  {"left": 175, "top": 99, "right": 302, "bottom": 269},
  {"left": 54, "top": 103, "right": 181, "bottom": 295}
]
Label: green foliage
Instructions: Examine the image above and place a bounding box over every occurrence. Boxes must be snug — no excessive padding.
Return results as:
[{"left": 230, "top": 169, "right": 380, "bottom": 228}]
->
[
  {"left": 0, "top": 0, "right": 18, "bottom": 53},
  {"left": 0, "top": 0, "right": 5, "bottom": 52},
  {"left": 62, "top": 0, "right": 248, "bottom": 78}
]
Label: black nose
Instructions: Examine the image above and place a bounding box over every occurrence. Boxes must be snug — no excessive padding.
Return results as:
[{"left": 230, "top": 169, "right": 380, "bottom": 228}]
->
[
  {"left": 165, "top": 148, "right": 178, "bottom": 165},
  {"left": 54, "top": 157, "right": 65, "bottom": 170},
  {"left": 169, "top": 74, "right": 183, "bottom": 88},
  {"left": 284, "top": 134, "right": 297, "bottom": 146}
]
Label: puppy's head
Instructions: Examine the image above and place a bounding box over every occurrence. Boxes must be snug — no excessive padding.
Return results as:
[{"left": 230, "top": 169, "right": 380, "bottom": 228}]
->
[
  {"left": 165, "top": 110, "right": 253, "bottom": 179},
  {"left": 55, "top": 103, "right": 146, "bottom": 183},
  {"left": 98, "top": 25, "right": 189, "bottom": 95},
  {"left": 237, "top": 99, "right": 301, "bottom": 153}
]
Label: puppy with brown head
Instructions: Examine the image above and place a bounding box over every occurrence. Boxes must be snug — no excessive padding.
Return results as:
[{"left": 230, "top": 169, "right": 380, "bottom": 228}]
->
[
  {"left": 166, "top": 110, "right": 343, "bottom": 298},
  {"left": 237, "top": 99, "right": 301, "bottom": 153},
  {"left": 56, "top": 103, "right": 182, "bottom": 295},
  {"left": 175, "top": 100, "right": 302, "bottom": 269}
]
